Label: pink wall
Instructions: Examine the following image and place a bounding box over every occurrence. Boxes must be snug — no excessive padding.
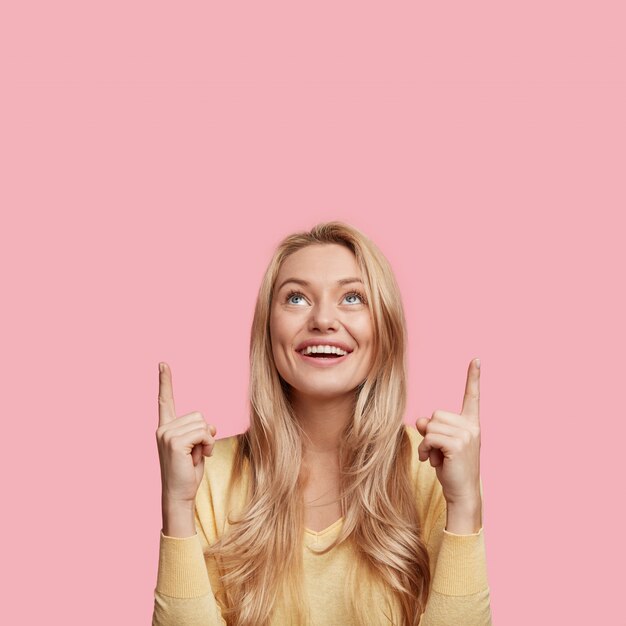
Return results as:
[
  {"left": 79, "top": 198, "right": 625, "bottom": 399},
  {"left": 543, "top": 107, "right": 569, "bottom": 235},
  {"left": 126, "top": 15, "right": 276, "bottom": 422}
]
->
[{"left": 2, "top": 2, "right": 625, "bottom": 624}]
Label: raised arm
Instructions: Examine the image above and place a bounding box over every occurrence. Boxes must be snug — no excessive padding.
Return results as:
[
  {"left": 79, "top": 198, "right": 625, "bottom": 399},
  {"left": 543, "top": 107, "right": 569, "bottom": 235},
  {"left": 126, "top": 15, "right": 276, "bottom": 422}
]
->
[
  {"left": 152, "top": 362, "right": 227, "bottom": 625},
  {"left": 414, "top": 359, "right": 493, "bottom": 624}
]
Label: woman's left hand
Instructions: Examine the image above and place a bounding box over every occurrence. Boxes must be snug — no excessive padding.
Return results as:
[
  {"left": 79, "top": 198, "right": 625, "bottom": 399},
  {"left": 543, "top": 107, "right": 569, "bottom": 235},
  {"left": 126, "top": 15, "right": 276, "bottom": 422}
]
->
[{"left": 416, "top": 358, "right": 482, "bottom": 506}]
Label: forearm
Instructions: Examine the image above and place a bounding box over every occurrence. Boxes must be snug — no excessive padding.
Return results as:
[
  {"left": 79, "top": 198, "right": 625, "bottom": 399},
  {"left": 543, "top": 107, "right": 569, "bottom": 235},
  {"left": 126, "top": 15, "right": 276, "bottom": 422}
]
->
[
  {"left": 422, "top": 518, "right": 492, "bottom": 625},
  {"left": 421, "top": 495, "right": 492, "bottom": 625},
  {"left": 152, "top": 529, "right": 226, "bottom": 626},
  {"left": 420, "top": 588, "right": 492, "bottom": 626}
]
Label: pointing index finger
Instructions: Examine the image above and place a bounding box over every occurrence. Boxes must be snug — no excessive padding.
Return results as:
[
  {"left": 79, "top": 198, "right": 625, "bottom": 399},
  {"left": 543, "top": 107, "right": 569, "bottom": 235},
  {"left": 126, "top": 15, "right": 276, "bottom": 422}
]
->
[
  {"left": 158, "top": 362, "right": 177, "bottom": 426},
  {"left": 461, "top": 358, "right": 480, "bottom": 419}
]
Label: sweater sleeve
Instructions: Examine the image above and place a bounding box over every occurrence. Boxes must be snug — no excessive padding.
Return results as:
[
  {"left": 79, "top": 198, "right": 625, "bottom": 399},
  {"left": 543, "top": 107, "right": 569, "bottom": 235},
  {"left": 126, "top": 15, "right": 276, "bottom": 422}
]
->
[
  {"left": 418, "top": 487, "right": 492, "bottom": 625},
  {"left": 152, "top": 528, "right": 227, "bottom": 626}
]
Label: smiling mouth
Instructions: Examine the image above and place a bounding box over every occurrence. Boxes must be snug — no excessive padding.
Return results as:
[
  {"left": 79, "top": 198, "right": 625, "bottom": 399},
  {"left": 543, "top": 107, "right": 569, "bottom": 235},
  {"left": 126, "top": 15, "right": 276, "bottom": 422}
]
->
[
  {"left": 296, "top": 350, "right": 352, "bottom": 367},
  {"left": 297, "top": 345, "right": 352, "bottom": 357}
]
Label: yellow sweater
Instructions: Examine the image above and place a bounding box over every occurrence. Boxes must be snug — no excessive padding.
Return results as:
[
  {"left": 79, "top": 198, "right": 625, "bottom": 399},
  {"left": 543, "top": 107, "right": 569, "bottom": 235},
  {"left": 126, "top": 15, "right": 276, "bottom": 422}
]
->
[{"left": 152, "top": 425, "right": 492, "bottom": 625}]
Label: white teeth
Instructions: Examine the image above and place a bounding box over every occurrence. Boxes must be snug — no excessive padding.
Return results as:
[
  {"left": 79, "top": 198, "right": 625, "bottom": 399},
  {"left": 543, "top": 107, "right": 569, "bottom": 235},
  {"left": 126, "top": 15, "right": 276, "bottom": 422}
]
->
[{"left": 301, "top": 344, "right": 348, "bottom": 356}]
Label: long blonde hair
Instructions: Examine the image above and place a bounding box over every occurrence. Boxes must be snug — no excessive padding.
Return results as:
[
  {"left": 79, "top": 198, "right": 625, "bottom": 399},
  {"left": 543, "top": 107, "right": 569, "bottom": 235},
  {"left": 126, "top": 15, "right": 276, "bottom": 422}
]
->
[{"left": 206, "top": 221, "right": 431, "bottom": 625}]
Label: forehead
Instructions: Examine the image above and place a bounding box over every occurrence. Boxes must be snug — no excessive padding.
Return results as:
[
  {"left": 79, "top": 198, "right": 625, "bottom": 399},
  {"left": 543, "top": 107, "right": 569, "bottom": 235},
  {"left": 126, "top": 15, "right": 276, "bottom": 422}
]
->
[{"left": 276, "top": 244, "right": 361, "bottom": 285}]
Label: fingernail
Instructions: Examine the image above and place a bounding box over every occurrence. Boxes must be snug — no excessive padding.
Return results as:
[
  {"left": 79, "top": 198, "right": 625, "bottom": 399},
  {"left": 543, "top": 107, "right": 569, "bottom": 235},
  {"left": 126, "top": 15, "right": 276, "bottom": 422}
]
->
[
  {"left": 475, "top": 358, "right": 481, "bottom": 369},
  {"left": 159, "top": 363, "right": 164, "bottom": 373}
]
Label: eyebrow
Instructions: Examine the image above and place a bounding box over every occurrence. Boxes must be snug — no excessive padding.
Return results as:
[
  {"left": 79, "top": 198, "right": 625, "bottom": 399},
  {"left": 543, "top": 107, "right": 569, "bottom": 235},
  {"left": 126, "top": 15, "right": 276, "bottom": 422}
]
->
[{"left": 276, "top": 277, "right": 363, "bottom": 292}]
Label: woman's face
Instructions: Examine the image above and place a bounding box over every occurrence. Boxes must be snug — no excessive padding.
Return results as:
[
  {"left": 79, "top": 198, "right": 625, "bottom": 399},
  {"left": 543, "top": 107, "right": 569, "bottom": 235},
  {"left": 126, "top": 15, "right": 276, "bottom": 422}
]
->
[{"left": 269, "top": 243, "right": 374, "bottom": 401}]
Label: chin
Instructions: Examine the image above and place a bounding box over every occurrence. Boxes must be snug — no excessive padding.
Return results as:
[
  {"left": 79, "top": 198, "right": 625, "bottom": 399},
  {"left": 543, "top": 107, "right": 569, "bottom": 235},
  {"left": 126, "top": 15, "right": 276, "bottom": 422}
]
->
[{"left": 294, "top": 383, "right": 357, "bottom": 400}]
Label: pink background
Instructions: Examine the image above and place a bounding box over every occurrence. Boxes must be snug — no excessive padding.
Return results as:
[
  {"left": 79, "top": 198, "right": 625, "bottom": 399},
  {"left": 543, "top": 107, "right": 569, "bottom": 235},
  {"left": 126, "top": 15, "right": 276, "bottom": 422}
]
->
[{"left": 2, "top": 2, "right": 625, "bottom": 624}]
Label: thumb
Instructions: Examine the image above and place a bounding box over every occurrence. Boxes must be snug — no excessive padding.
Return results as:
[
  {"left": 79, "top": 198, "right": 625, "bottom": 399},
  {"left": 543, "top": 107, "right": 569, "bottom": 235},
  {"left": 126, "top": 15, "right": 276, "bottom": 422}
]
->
[
  {"left": 191, "top": 443, "right": 204, "bottom": 466},
  {"left": 415, "top": 417, "right": 443, "bottom": 468},
  {"left": 193, "top": 425, "right": 217, "bottom": 465},
  {"left": 415, "top": 417, "right": 429, "bottom": 437}
]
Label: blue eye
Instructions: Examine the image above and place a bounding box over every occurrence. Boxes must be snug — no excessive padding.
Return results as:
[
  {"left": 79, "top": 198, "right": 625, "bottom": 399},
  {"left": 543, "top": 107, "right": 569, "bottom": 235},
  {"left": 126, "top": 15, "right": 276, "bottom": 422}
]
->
[
  {"left": 286, "top": 291, "right": 307, "bottom": 305},
  {"left": 343, "top": 291, "right": 365, "bottom": 305}
]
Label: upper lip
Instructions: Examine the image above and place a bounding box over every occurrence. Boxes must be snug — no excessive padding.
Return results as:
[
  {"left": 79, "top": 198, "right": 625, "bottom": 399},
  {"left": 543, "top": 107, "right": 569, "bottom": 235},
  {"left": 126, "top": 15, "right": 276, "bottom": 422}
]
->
[{"left": 295, "top": 339, "right": 354, "bottom": 353}]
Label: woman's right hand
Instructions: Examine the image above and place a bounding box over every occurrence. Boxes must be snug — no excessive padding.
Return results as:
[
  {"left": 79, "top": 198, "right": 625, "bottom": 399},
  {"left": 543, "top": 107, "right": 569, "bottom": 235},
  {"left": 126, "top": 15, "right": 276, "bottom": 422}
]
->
[{"left": 156, "top": 362, "right": 217, "bottom": 506}]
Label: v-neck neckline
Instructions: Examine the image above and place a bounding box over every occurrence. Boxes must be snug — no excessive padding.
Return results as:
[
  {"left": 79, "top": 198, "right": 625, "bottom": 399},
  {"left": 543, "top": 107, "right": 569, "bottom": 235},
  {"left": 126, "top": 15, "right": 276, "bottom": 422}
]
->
[{"left": 304, "top": 516, "right": 344, "bottom": 536}]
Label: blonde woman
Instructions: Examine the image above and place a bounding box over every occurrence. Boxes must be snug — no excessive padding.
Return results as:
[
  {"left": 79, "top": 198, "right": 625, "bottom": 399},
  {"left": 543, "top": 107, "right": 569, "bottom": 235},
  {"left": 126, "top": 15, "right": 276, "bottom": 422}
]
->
[{"left": 152, "top": 222, "right": 492, "bottom": 625}]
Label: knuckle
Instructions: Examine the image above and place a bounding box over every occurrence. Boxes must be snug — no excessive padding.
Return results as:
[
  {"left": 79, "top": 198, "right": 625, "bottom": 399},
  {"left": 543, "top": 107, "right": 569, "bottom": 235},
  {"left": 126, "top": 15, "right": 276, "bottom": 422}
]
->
[
  {"left": 171, "top": 432, "right": 186, "bottom": 445},
  {"left": 162, "top": 430, "right": 178, "bottom": 446}
]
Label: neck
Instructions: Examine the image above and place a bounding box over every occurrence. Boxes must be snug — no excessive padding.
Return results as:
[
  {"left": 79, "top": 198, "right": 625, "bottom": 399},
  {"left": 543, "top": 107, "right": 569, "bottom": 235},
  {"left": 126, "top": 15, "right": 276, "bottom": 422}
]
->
[{"left": 290, "top": 391, "right": 354, "bottom": 454}]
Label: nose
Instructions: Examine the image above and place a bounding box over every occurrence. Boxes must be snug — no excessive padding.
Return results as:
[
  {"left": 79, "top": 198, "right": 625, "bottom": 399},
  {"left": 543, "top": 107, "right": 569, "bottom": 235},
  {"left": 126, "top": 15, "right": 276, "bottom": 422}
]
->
[{"left": 307, "top": 296, "right": 339, "bottom": 332}]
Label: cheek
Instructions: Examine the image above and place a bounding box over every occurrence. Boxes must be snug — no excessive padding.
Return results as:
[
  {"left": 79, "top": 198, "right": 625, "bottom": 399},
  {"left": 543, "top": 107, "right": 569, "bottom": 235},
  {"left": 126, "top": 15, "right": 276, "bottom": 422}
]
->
[
  {"left": 269, "top": 312, "right": 297, "bottom": 366},
  {"left": 350, "top": 314, "right": 374, "bottom": 343},
  {"left": 269, "top": 308, "right": 283, "bottom": 339},
  {"left": 268, "top": 322, "right": 287, "bottom": 372},
  {"left": 270, "top": 312, "right": 289, "bottom": 344}
]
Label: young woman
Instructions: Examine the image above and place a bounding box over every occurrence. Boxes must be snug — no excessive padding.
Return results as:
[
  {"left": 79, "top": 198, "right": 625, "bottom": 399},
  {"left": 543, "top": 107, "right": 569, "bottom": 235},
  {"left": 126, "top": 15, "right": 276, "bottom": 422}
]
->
[{"left": 153, "top": 222, "right": 492, "bottom": 625}]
